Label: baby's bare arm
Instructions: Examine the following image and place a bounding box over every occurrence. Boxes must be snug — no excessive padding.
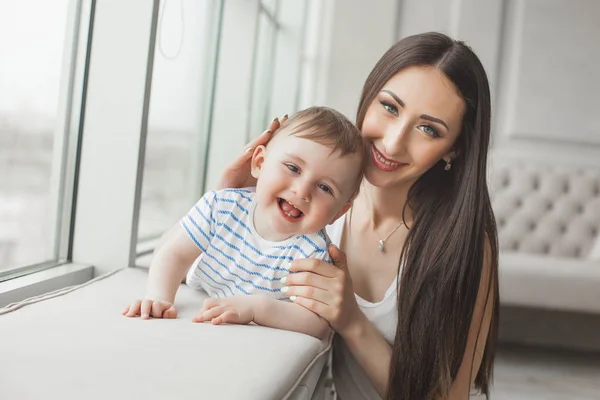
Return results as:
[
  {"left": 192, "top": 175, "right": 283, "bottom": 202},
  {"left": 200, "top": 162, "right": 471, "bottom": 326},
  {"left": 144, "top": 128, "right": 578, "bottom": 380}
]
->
[
  {"left": 124, "top": 223, "right": 201, "bottom": 318},
  {"left": 146, "top": 223, "right": 201, "bottom": 302},
  {"left": 253, "top": 297, "right": 330, "bottom": 339}
]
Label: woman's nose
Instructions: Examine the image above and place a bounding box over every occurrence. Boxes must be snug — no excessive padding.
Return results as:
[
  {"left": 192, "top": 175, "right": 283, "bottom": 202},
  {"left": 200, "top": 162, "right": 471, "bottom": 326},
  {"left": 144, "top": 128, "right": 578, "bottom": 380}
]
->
[{"left": 381, "top": 119, "right": 410, "bottom": 157}]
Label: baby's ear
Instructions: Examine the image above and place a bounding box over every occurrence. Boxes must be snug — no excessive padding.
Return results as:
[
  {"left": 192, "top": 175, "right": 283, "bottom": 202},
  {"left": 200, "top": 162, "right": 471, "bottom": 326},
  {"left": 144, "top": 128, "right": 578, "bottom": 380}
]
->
[
  {"left": 250, "top": 145, "right": 267, "bottom": 179},
  {"left": 329, "top": 202, "right": 352, "bottom": 224}
]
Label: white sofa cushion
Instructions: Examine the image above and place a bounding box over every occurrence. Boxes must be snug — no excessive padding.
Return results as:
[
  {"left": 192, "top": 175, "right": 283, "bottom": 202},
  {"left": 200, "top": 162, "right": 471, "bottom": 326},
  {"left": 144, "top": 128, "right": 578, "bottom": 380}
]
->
[
  {"left": 499, "top": 252, "right": 600, "bottom": 313},
  {"left": 490, "top": 157, "right": 600, "bottom": 258},
  {"left": 0, "top": 267, "right": 331, "bottom": 400}
]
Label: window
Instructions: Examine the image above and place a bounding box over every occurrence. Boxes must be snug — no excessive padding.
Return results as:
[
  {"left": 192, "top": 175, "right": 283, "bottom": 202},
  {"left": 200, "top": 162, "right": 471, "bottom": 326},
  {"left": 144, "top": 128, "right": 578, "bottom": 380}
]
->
[
  {"left": 0, "top": 0, "right": 88, "bottom": 279},
  {"left": 248, "top": 0, "right": 321, "bottom": 141},
  {"left": 248, "top": 1, "right": 279, "bottom": 137},
  {"left": 137, "top": 0, "right": 223, "bottom": 248}
]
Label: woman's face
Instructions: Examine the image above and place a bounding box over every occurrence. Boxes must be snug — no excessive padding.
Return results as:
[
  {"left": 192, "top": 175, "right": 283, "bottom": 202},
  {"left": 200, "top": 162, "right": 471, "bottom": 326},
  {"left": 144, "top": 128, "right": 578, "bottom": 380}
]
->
[{"left": 361, "top": 66, "right": 465, "bottom": 189}]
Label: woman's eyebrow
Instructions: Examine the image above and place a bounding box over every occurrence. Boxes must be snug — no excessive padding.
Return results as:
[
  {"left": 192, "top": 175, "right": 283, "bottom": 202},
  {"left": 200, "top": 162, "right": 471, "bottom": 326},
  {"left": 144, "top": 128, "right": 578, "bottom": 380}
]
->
[
  {"left": 382, "top": 89, "right": 404, "bottom": 107},
  {"left": 420, "top": 114, "right": 449, "bottom": 130},
  {"left": 382, "top": 89, "right": 449, "bottom": 130}
]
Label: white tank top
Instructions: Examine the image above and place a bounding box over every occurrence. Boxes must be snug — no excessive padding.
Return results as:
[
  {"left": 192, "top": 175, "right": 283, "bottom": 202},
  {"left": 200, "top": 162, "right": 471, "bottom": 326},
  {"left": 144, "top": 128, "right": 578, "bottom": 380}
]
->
[{"left": 326, "top": 216, "right": 398, "bottom": 400}]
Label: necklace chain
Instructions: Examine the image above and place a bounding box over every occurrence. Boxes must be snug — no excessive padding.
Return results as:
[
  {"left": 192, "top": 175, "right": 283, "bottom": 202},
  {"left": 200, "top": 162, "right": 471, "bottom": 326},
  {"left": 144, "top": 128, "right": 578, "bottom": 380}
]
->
[{"left": 356, "top": 184, "right": 405, "bottom": 253}]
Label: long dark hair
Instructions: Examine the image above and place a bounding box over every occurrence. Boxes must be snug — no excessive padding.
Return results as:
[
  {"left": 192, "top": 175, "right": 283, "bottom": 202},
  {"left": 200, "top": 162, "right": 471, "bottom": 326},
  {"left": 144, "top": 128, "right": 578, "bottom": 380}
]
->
[{"left": 356, "top": 32, "right": 499, "bottom": 400}]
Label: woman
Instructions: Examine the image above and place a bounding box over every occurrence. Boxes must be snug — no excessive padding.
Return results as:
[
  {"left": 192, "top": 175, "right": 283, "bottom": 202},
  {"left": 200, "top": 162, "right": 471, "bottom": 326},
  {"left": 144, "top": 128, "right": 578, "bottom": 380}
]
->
[{"left": 221, "top": 32, "right": 499, "bottom": 400}]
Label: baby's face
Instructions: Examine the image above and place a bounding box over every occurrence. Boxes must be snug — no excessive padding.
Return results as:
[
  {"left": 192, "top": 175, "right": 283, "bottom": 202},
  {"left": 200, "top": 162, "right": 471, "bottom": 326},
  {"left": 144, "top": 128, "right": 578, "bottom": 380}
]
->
[{"left": 251, "top": 130, "right": 362, "bottom": 241}]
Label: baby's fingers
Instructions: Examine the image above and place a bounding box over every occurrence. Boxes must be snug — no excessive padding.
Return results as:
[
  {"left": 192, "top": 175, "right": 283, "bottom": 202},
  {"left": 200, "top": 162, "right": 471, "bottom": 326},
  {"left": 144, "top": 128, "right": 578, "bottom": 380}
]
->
[
  {"left": 151, "top": 301, "right": 171, "bottom": 318},
  {"left": 141, "top": 299, "right": 154, "bottom": 319},
  {"left": 212, "top": 310, "right": 239, "bottom": 325},
  {"left": 163, "top": 304, "right": 178, "bottom": 319},
  {"left": 124, "top": 300, "right": 142, "bottom": 317},
  {"left": 192, "top": 305, "right": 225, "bottom": 323}
]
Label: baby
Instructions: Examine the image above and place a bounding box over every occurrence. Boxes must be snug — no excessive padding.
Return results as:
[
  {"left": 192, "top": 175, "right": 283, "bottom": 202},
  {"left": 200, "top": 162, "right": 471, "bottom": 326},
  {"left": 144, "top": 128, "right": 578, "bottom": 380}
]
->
[{"left": 123, "top": 107, "right": 365, "bottom": 339}]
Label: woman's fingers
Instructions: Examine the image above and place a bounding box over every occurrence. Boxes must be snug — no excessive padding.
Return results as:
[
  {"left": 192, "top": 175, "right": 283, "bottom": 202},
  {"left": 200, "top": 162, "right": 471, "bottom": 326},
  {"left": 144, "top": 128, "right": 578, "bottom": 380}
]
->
[
  {"left": 217, "top": 114, "right": 287, "bottom": 190},
  {"left": 236, "top": 114, "right": 287, "bottom": 160},
  {"left": 283, "top": 285, "right": 332, "bottom": 305},
  {"left": 237, "top": 129, "right": 273, "bottom": 163},
  {"left": 283, "top": 271, "right": 331, "bottom": 291},
  {"left": 289, "top": 258, "right": 340, "bottom": 278},
  {"left": 328, "top": 244, "right": 349, "bottom": 272},
  {"left": 290, "top": 296, "right": 330, "bottom": 319}
]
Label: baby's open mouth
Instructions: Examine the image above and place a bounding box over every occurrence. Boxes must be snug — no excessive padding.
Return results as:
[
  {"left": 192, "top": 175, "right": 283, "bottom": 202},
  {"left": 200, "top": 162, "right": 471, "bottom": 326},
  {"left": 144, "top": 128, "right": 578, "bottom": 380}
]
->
[{"left": 278, "top": 198, "right": 304, "bottom": 219}]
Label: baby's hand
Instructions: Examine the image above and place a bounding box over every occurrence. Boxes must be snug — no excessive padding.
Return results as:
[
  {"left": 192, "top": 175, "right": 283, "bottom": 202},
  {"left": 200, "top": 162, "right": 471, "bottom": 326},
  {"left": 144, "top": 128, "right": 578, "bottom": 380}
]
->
[
  {"left": 192, "top": 296, "right": 259, "bottom": 325},
  {"left": 122, "top": 298, "right": 178, "bottom": 320}
]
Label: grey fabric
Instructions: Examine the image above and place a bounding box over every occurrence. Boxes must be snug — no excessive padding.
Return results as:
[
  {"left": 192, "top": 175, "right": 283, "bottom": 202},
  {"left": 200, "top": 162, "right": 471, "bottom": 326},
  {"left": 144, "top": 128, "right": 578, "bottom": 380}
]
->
[
  {"left": 499, "top": 253, "right": 600, "bottom": 313},
  {"left": 489, "top": 156, "right": 600, "bottom": 313},
  {"left": 0, "top": 267, "right": 331, "bottom": 400},
  {"left": 490, "top": 158, "right": 600, "bottom": 258}
]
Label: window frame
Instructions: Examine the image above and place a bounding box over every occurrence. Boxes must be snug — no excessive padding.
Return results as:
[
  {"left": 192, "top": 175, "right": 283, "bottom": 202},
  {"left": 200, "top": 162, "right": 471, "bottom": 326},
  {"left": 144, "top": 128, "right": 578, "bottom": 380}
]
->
[
  {"left": 0, "top": 0, "right": 92, "bottom": 282},
  {"left": 0, "top": 0, "right": 330, "bottom": 306}
]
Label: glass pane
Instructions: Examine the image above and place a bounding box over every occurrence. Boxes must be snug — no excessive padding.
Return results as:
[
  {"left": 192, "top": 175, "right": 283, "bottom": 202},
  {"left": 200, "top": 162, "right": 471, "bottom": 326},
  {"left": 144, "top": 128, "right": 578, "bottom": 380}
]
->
[
  {"left": 0, "top": 0, "right": 77, "bottom": 273},
  {"left": 261, "top": 0, "right": 278, "bottom": 15},
  {"left": 249, "top": 11, "right": 278, "bottom": 138},
  {"left": 137, "top": 0, "right": 221, "bottom": 241},
  {"left": 297, "top": 0, "right": 320, "bottom": 109}
]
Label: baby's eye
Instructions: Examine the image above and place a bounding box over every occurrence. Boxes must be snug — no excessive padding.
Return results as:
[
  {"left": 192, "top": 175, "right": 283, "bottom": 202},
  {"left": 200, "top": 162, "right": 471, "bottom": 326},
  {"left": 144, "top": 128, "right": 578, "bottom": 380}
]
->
[
  {"left": 318, "top": 183, "right": 333, "bottom": 195},
  {"left": 419, "top": 125, "right": 440, "bottom": 138},
  {"left": 286, "top": 164, "right": 300, "bottom": 173}
]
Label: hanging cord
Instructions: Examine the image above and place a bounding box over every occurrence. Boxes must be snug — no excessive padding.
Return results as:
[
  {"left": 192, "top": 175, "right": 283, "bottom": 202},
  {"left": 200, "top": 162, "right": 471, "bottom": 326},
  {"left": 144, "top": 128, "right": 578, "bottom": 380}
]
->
[{"left": 158, "top": 0, "right": 185, "bottom": 60}]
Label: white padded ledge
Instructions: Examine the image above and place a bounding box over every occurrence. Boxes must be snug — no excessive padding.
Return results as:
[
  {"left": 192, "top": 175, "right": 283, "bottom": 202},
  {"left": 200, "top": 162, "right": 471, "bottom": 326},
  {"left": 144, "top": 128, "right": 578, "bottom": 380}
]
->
[
  {"left": 499, "top": 252, "right": 600, "bottom": 313},
  {"left": 0, "top": 267, "right": 331, "bottom": 400}
]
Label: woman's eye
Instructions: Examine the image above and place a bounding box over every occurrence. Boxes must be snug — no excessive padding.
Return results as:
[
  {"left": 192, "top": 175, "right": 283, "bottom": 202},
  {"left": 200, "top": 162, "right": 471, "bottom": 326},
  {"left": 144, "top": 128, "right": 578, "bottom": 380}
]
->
[
  {"left": 285, "top": 164, "right": 300, "bottom": 173},
  {"left": 419, "top": 125, "right": 440, "bottom": 138},
  {"left": 318, "top": 184, "right": 333, "bottom": 195},
  {"left": 380, "top": 101, "right": 398, "bottom": 116}
]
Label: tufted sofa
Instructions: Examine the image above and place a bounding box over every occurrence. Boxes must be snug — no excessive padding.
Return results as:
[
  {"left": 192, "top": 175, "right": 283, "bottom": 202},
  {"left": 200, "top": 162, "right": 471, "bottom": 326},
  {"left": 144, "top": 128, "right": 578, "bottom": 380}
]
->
[{"left": 490, "top": 154, "right": 600, "bottom": 314}]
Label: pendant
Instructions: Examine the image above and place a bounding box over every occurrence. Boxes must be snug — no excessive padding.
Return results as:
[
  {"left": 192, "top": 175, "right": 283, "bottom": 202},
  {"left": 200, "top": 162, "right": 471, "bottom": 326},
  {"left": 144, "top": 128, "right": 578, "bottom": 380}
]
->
[{"left": 378, "top": 239, "right": 385, "bottom": 252}]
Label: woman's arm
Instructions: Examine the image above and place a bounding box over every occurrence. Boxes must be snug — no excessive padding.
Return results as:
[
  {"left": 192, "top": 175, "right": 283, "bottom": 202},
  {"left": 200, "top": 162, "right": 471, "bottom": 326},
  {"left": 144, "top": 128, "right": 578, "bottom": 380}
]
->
[
  {"left": 442, "top": 240, "right": 495, "bottom": 400},
  {"left": 282, "top": 245, "right": 393, "bottom": 396},
  {"left": 285, "top": 243, "right": 496, "bottom": 399},
  {"left": 340, "top": 311, "right": 393, "bottom": 397}
]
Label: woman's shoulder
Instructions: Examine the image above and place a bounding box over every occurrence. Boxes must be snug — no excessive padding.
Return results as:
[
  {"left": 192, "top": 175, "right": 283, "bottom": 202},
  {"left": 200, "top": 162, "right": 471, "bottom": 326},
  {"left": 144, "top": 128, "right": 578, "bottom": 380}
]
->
[{"left": 325, "top": 214, "right": 346, "bottom": 246}]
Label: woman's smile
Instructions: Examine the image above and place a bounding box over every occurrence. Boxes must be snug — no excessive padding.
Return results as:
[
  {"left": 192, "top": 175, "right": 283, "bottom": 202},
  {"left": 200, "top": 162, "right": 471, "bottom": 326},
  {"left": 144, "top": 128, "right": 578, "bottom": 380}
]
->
[{"left": 370, "top": 144, "right": 408, "bottom": 172}]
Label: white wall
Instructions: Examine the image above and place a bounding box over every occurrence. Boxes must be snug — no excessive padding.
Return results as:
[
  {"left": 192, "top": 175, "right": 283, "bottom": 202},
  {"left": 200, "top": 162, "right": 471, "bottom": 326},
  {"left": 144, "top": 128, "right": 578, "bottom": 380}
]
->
[
  {"left": 395, "top": 0, "right": 600, "bottom": 164},
  {"left": 318, "top": 0, "right": 399, "bottom": 120}
]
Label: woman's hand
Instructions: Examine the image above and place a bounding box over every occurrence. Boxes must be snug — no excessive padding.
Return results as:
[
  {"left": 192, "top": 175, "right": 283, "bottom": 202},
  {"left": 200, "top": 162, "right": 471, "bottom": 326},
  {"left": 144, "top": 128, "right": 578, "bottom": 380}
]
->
[
  {"left": 217, "top": 115, "right": 288, "bottom": 190},
  {"left": 283, "top": 245, "right": 363, "bottom": 336}
]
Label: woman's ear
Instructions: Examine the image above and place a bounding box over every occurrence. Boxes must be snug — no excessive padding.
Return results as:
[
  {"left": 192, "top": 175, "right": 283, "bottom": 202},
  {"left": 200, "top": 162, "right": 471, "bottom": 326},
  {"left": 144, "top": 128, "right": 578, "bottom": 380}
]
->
[
  {"left": 443, "top": 149, "right": 458, "bottom": 164},
  {"left": 251, "top": 145, "right": 267, "bottom": 179}
]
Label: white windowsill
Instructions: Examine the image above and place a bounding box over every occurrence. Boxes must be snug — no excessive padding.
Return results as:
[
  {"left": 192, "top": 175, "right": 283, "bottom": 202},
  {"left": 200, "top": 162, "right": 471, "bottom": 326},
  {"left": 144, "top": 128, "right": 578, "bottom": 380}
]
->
[{"left": 0, "top": 263, "right": 94, "bottom": 308}]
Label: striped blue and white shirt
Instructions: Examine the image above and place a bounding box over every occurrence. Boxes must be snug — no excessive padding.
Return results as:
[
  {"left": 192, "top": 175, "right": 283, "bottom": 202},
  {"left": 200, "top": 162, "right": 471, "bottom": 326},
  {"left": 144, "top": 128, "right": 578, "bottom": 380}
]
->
[{"left": 180, "top": 188, "right": 332, "bottom": 299}]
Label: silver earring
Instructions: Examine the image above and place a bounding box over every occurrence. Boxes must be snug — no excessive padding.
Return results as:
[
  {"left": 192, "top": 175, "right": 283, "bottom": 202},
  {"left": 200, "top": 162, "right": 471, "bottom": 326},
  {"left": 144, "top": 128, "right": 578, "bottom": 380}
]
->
[{"left": 444, "top": 158, "right": 452, "bottom": 171}]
